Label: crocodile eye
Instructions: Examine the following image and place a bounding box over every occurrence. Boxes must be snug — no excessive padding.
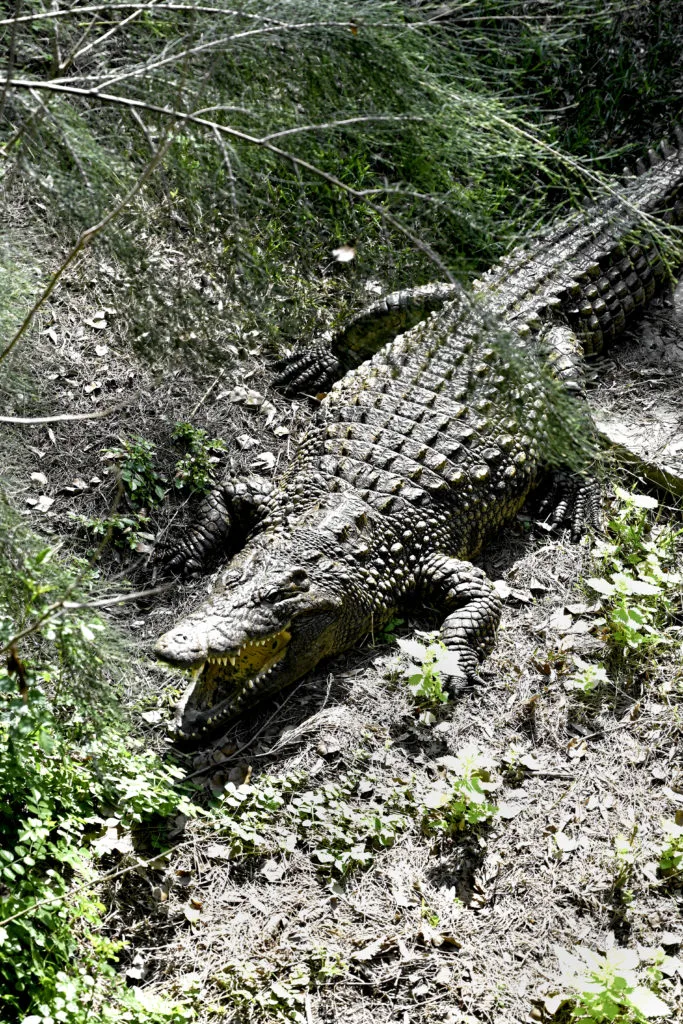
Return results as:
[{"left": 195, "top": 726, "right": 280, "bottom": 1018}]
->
[{"left": 263, "top": 571, "right": 309, "bottom": 603}]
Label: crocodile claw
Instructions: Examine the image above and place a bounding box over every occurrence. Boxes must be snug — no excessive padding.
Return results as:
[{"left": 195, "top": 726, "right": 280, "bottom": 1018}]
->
[
  {"left": 273, "top": 342, "right": 341, "bottom": 396},
  {"left": 536, "top": 471, "right": 602, "bottom": 542}
]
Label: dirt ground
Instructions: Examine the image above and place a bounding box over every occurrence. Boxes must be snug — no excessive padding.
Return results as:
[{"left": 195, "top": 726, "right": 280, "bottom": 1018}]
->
[{"left": 3, "top": 217, "right": 683, "bottom": 1023}]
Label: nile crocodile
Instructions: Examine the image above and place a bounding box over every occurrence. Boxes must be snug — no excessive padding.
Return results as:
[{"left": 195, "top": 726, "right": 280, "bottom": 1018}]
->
[{"left": 156, "top": 137, "right": 683, "bottom": 742}]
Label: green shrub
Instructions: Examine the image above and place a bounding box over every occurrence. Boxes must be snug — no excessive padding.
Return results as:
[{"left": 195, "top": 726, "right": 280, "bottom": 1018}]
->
[
  {"left": 0, "top": 506, "right": 196, "bottom": 1023},
  {"left": 421, "top": 746, "right": 499, "bottom": 836},
  {"left": 585, "top": 489, "right": 682, "bottom": 665},
  {"left": 172, "top": 422, "right": 226, "bottom": 495},
  {"left": 658, "top": 816, "right": 683, "bottom": 879},
  {"left": 69, "top": 512, "right": 155, "bottom": 553},
  {"left": 555, "top": 944, "right": 675, "bottom": 1022},
  {"left": 103, "top": 437, "right": 167, "bottom": 508},
  {"left": 396, "top": 633, "right": 453, "bottom": 707}
]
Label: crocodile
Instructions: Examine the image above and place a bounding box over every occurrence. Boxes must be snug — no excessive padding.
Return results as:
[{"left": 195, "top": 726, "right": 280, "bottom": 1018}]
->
[{"left": 156, "top": 136, "right": 683, "bottom": 742}]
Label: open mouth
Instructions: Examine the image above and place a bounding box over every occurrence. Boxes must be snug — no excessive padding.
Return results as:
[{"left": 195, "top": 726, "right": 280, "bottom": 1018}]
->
[{"left": 173, "top": 626, "right": 291, "bottom": 739}]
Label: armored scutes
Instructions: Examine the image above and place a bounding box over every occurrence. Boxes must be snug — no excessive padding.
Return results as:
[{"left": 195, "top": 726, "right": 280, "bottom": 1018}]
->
[{"left": 156, "top": 137, "right": 683, "bottom": 742}]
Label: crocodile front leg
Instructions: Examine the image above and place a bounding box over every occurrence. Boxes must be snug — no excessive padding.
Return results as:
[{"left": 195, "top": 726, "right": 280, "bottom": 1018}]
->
[
  {"left": 161, "top": 475, "right": 273, "bottom": 577},
  {"left": 419, "top": 554, "right": 502, "bottom": 696},
  {"left": 274, "top": 282, "right": 460, "bottom": 395}
]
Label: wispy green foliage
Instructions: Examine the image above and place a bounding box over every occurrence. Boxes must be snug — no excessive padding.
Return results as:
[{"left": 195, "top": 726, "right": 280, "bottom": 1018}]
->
[{"left": 4, "top": 1, "right": 680, "bottom": 362}]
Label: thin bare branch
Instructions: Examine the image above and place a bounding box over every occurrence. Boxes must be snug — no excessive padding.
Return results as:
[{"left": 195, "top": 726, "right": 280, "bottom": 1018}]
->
[
  {"left": 70, "top": 5, "right": 147, "bottom": 64},
  {"left": 0, "top": 841, "right": 192, "bottom": 930},
  {"left": 211, "top": 125, "right": 237, "bottom": 211},
  {"left": 0, "top": 581, "right": 176, "bottom": 658},
  {"left": 260, "top": 114, "right": 423, "bottom": 142},
  {"left": 0, "top": 3, "right": 289, "bottom": 28},
  {"left": 28, "top": 88, "right": 93, "bottom": 192},
  {"left": 62, "top": 584, "right": 177, "bottom": 611},
  {"left": 0, "top": 79, "right": 458, "bottom": 281},
  {"left": 59, "top": 15, "right": 99, "bottom": 75},
  {"left": 80, "top": 20, "right": 380, "bottom": 90}
]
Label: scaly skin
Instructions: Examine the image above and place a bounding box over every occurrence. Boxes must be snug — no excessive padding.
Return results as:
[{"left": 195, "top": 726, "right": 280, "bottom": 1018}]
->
[{"left": 156, "top": 138, "right": 683, "bottom": 743}]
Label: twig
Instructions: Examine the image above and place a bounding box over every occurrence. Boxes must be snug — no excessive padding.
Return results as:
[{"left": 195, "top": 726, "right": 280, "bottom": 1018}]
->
[
  {"left": 0, "top": 132, "right": 172, "bottom": 365},
  {"left": 261, "top": 114, "right": 423, "bottom": 142},
  {"left": 0, "top": 404, "right": 128, "bottom": 424},
  {"left": 0, "top": 582, "right": 175, "bottom": 658},
  {"left": 576, "top": 718, "right": 637, "bottom": 743},
  {"left": 0, "top": 4, "right": 289, "bottom": 28},
  {"left": 190, "top": 368, "right": 225, "bottom": 417},
  {"left": 70, "top": 5, "right": 147, "bottom": 64},
  {"left": 211, "top": 126, "right": 237, "bottom": 211},
  {"left": 87, "top": 21, "right": 391, "bottom": 91},
  {"left": 62, "top": 583, "right": 176, "bottom": 610}
]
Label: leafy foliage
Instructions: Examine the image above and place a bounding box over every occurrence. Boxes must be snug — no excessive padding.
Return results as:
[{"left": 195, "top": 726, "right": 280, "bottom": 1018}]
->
[
  {"left": 585, "top": 488, "right": 683, "bottom": 665},
  {"left": 396, "top": 633, "right": 453, "bottom": 707},
  {"left": 214, "top": 949, "right": 347, "bottom": 1024},
  {"left": 555, "top": 944, "right": 675, "bottom": 1022},
  {"left": 421, "top": 746, "right": 499, "bottom": 836},
  {"left": 4, "top": 1, "right": 681, "bottom": 367},
  {"left": 171, "top": 421, "right": 226, "bottom": 495},
  {"left": 212, "top": 770, "right": 414, "bottom": 878},
  {"left": 0, "top": 505, "right": 196, "bottom": 1024},
  {"left": 103, "top": 436, "right": 167, "bottom": 508},
  {"left": 69, "top": 512, "right": 155, "bottom": 553},
  {"left": 658, "top": 816, "right": 683, "bottom": 879}
]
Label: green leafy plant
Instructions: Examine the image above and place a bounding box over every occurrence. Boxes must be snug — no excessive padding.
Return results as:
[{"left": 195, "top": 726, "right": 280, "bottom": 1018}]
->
[
  {"left": 103, "top": 436, "right": 167, "bottom": 507},
  {"left": 213, "top": 771, "right": 414, "bottom": 878},
  {"left": 379, "top": 616, "right": 405, "bottom": 643},
  {"left": 213, "top": 773, "right": 305, "bottom": 859},
  {"left": 69, "top": 512, "right": 155, "bottom": 553},
  {"left": 658, "top": 815, "right": 683, "bottom": 879},
  {"left": 396, "top": 633, "right": 458, "bottom": 706},
  {"left": 171, "top": 422, "right": 226, "bottom": 495},
  {"left": 565, "top": 656, "right": 612, "bottom": 696},
  {"left": 555, "top": 944, "right": 674, "bottom": 1022},
  {"left": 0, "top": 509, "right": 196, "bottom": 1024},
  {"left": 421, "top": 745, "right": 498, "bottom": 836},
  {"left": 585, "top": 489, "right": 682, "bottom": 664},
  {"left": 290, "top": 778, "right": 411, "bottom": 876}
]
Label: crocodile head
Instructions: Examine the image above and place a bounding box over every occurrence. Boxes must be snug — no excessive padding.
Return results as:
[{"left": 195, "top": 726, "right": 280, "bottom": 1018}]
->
[{"left": 155, "top": 537, "right": 363, "bottom": 742}]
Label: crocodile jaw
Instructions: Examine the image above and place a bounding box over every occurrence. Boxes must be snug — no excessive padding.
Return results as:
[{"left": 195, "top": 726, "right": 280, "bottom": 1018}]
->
[{"left": 156, "top": 625, "right": 293, "bottom": 740}]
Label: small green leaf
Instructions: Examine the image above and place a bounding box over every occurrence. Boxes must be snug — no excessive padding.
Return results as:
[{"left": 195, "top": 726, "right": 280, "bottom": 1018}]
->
[
  {"left": 397, "top": 638, "right": 428, "bottom": 662},
  {"left": 585, "top": 577, "right": 616, "bottom": 596},
  {"left": 626, "top": 985, "right": 670, "bottom": 1017}
]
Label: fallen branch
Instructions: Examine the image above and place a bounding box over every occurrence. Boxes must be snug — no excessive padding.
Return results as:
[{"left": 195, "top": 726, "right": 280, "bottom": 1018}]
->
[
  {"left": 0, "top": 582, "right": 176, "bottom": 658},
  {"left": 0, "top": 405, "right": 127, "bottom": 424}
]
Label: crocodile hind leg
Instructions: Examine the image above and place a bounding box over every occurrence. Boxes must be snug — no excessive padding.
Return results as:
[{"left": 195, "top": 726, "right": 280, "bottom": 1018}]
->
[
  {"left": 419, "top": 554, "right": 502, "bottom": 696},
  {"left": 273, "top": 282, "right": 460, "bottom": 395},
  {"left": 536, "top": 322, "right": 602, "bottom": 538},
  {"left": 160, "top": 475, "right": 273, "bottom": 577}
]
